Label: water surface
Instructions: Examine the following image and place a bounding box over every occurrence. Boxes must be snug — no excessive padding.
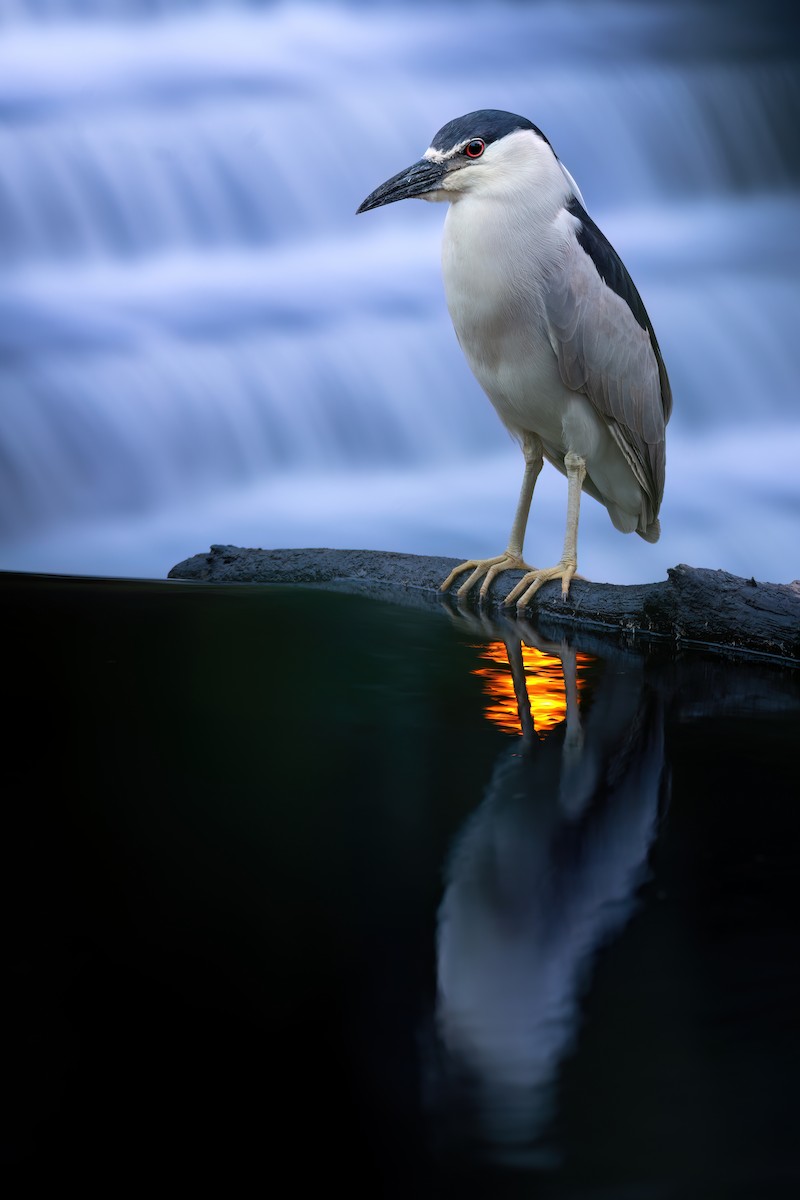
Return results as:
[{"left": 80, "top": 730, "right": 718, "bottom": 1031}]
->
[{"left": 4, "top": 572, "right": 799, "bottom": 1194}]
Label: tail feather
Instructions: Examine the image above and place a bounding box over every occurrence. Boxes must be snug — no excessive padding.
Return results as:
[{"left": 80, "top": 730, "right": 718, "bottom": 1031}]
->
[{"left": 637, "top": 517, "right": 661, "bottom": 544}]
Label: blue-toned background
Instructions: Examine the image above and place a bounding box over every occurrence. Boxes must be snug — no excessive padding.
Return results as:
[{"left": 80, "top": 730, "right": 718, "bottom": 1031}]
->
[{"left": 1, "top": 0, "right": 798, "bottom": 583}]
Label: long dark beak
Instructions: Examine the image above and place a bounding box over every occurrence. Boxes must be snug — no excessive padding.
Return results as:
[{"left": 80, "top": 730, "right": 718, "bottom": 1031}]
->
[{"left": 356, "top": 158, "right": 447, "bottom": 213}]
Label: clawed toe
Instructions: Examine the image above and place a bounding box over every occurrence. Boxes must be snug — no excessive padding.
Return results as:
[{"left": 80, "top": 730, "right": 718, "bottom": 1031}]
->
[
  {"left": 503, "top": 561, "right": 578, "bottom": 608},
  {"left": 441, "top": 550, "right": 583, "bottom": 608},
  {"left": 440, "top": 552, "right": 533, "bottom": 601}
]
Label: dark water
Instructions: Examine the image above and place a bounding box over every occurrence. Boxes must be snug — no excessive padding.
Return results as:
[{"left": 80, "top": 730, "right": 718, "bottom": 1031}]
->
[{"left": 3, "top": 571, "right": 799, "bottom": 1195}]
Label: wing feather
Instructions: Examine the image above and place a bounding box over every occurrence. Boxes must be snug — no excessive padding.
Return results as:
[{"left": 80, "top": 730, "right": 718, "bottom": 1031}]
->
[{"left": 545, "top": 201, "right": 672, "bottom": 517}]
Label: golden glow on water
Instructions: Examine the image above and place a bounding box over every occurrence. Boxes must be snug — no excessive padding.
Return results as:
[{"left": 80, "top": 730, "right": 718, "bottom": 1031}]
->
[{"left": 472, "top": 643, "right": 595, "bottom": 736}]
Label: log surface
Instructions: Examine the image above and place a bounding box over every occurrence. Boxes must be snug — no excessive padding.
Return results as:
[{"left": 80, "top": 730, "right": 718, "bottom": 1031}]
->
[{"left": 169, "top": 545, "right": 800, "bottom": 664}]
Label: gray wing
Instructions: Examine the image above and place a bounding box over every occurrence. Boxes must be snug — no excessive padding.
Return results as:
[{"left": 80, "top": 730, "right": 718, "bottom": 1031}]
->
[{"left": 545, "top": 200, "right": 672, "bottom": 524}]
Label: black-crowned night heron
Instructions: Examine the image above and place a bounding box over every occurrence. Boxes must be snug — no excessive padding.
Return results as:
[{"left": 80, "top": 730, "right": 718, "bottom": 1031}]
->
[{"left": 357, "top": 109, "right": 672, "bottom": 606}]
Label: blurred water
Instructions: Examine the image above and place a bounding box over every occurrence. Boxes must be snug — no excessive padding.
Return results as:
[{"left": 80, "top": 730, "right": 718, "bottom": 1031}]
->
[{"left": 1, "top": 0, "right": 798, "bottom": 581}]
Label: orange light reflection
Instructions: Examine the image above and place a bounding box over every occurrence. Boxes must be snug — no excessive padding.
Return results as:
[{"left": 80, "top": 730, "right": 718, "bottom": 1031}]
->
[{"left": 472, "top": 642, "right": 595, "bottom": 736}]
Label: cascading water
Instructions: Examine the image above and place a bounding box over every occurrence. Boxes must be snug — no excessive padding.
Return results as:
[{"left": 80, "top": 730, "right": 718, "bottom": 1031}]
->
[{"left": 1, "top": 0, "right": 798, "bottom": 580}]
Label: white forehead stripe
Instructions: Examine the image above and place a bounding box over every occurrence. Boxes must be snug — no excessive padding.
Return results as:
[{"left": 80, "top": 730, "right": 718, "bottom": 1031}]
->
[{"left": 423, "top": 144, "right": 464, "bottom": 163}]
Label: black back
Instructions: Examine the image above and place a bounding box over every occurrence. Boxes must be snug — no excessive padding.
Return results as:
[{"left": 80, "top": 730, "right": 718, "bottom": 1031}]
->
[
  {"left": 567, "top": 196, "right": 650, "bottom": 335},
  {"left": 567, "top": 196, "right": 672, "bottom": 418}
]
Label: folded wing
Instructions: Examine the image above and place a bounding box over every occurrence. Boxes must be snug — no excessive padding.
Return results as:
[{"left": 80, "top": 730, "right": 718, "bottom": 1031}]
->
[{"left": 545, "top": 198, "right": 672, "bottom": 533}]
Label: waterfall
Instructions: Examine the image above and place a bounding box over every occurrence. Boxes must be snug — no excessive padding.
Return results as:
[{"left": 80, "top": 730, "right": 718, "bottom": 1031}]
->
[{"left": 1, "top": 1, "right": 798, "bottom": 579}]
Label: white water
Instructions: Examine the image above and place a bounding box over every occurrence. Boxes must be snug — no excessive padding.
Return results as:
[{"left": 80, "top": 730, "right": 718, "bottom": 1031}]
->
[{"left": 1, "top": 0, "right": 798, "bottom": 582}]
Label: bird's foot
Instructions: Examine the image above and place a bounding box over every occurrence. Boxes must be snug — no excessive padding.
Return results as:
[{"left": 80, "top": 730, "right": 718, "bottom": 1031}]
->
[
  {"left": 503, "top": 559, "right": 579, "bottom": 608},
  {"left": 440, "top": 552, "right": 535, "bottom": 602}
]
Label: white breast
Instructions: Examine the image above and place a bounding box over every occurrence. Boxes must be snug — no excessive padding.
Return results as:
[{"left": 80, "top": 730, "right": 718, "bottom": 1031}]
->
[{"left": 441, "top": 193, "right": 575, "bottom": 448}]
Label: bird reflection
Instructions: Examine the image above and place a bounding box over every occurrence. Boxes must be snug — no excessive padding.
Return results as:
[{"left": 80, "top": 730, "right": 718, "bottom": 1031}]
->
[{"left": 429, "top": 611, "right": 668, "bottom": 1167}]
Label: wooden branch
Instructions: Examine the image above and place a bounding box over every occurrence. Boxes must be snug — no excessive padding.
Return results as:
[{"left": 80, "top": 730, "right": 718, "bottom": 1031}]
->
[{"left": 169, "top": 545, "right": 800, "bottom": 665}]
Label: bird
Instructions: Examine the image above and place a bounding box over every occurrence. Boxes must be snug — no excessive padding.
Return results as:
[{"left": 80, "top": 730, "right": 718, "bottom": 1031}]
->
[{"left": 356, "top": 109, "right": 672, "bottom": 607}]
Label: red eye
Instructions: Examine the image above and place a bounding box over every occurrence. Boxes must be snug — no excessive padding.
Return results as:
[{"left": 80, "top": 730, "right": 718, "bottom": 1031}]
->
[{"left": 464, "top": 138, "right": 485, "bottom": 159}]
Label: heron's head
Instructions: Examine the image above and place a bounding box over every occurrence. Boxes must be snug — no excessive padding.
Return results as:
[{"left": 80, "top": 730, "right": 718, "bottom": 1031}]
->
[{"left": 356, "top": 109, "right": 577, "bottom": 213}]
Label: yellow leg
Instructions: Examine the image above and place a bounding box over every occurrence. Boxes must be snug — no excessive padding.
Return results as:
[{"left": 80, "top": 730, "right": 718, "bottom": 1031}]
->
[
  {"left": 440, "top": 434, "right": 543, "bottom": 600},
  {"left": 504, "top": 451, "right": 587, "bottom": 607}
]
